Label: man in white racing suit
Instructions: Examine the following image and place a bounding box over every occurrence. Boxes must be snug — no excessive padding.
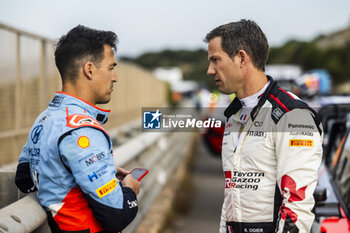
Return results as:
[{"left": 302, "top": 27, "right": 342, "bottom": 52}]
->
[{"left": 204, "top": 20, "right": 323, "bottom": 233}]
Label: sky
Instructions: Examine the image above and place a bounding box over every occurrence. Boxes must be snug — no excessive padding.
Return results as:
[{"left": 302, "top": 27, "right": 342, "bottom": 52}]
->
[{"left": 0, "top": 0, "right": 350, "bottom": 58}]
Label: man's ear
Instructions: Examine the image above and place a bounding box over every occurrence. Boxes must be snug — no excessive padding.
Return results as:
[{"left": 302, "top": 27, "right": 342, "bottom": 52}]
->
[
  {"left": 83, "top": 62, "right": 94, "bottom": 80},
  {"left": 237, "top": 50, "right": 249, "bottom": 68}
]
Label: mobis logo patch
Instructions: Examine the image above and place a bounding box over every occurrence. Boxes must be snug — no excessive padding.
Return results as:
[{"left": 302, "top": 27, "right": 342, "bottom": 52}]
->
[{"left": 79, "top": 152, "right": 106, "bottom": 167}]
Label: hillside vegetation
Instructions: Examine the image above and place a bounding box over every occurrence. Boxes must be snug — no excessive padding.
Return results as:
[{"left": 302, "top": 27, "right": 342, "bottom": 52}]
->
[{"left": 122, "top": 26, "right": 350, "bottom": 90}]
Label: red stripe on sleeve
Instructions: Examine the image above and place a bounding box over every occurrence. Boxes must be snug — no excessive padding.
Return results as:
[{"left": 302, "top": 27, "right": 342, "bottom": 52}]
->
[
  {"left": 269, "top": 94, "right": 290, "bottom": 112},
  {"left": 278, "top": 88, "right": 295, "bottom": 99}
]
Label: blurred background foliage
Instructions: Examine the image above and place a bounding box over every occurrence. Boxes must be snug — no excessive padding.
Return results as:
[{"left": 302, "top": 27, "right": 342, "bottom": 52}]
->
[
  {"left": 122, "top": 27, "right": 350, "bottom": 91},
  {"left": 268, "top": 39, "right": 350, "bottom": 85}
]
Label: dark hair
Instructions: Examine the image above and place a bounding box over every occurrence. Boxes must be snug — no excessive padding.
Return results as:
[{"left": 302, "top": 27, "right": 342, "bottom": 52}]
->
[
  {"left": 204, "top": 19, "right": 269, "bottom": 71},
  {"left": 54, "top": 25, "right": 118, "bottom": 82}
]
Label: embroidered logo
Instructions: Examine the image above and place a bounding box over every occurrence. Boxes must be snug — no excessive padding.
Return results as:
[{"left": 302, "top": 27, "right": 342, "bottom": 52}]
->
[
  {"left": 31, "top": 125, "right": 43, "bottom": 144},
  {"left": 272, "top": 107, "right": 283, "bottom": 119},
  {"left": 289, "top": 139, "right": 313, "bottom": 147},
  {"left": 77, "top": 136, "right": 90, "bottom": 149},
  {"left": 96, "top": 178, "right": 117, "bottom": 198}
]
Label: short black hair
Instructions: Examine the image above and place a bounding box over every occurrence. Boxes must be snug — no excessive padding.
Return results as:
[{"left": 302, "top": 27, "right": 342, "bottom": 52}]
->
[
  {"left": 204, "top": 19, "right": 269, "bottom": 71},
  {"left": 54, "top": 25, "right": 118, "bottom": 82}
]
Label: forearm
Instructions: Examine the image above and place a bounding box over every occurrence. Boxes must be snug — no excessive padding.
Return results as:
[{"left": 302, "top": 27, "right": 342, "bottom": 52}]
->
[{"left": 84, "top": 186, "right": 138, "bottom": 232}]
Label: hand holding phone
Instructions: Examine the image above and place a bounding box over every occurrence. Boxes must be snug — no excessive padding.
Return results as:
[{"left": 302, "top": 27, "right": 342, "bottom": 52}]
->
[
  {"left": 116, "top": 167, "right": 129, "bottom": 181},
  {"left": 129, "top": 168, "right": 149, "bottom": 181},
  {"left": 122, "top": 175, "right": 141, "bottom": 195}
]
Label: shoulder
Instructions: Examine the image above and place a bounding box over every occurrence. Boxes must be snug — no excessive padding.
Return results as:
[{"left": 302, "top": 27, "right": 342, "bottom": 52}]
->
[
  {"left": 267, "top": 86, "right": 313, "bottom": 123},
  {"left": 58, "top": 126, "right": 110, "bottom": 152},
  {"left": 62, "top": 112, "right": 109, "bottom": 141},
  {"left": 66, "top": 113, "right": 106, "bottom": 132},
  {"left": 267, "top": 86, "right": 322, "bottom": 134},
  {"left": 58, "top": 127, "right": 111, "bottom": 165}
]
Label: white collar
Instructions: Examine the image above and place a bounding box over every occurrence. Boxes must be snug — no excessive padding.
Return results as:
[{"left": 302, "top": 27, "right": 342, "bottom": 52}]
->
[{"left": 240, "top": 81, "right": 270, "bottom": 108}]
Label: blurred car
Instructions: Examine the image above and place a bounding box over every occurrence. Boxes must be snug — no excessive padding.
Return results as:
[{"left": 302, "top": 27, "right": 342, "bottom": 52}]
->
[
  {"left": 312, "top": 103, "right": 350, "bottom": 233},
  {"left": 202, "top": 120, "right": 225, "bottom": 155},
  {"left": 200, "top": 93, "right": 231, "bottom": 157}
]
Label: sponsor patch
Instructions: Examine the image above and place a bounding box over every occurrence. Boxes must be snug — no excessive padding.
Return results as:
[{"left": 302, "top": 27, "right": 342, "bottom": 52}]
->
[
  {"left": 272, "top": 107, "right": 284, "bottom": 119},
  {"left": 29, "top": 148, "right": 41, "bottom": 165},
  {"left": 96, "top": 178, "right": 117, "bottom": 198},
  {"left": 78, "top": 152, "right": 107, "bottom": 166},
  {"left": 88, "top": 172, "right": 98, "bottom": 182},
  {"left": 49, "top": 95, "right": 64, "bottom": 107},
  {"left": 84, "top": 152, "right": 106, "bottom": 167},
  {"left": 289, "top": 139, "right": 313, "bottom": 147},
  {"left": 225, "top": 171, "right": 264, "bottom": 190},
  {"left": 288, "top": 123, "right": 314, "bottom": 129},
  {"left": 88, "top": 164, "right": 108, "bottom": 182},
  {"left": 31, "top": 125, "right": 43, "bottom": 144},
  {"left": 254, "top": 121, "right": 263, "bottom": 127},
  {"left": 77, "top": 136, "right": 90, "bottom": 149},
  {"left": 246, "top": 130, "right": 266, "bottom": 138},
  {"left": 290, "top": 131, "right": 314, "bottom": 137},
  {"left": 67, "top": 114, "right": 106, "bottom": 133},
  {"left": 127, "top": 200, "right": 138, "bottom": 208}
]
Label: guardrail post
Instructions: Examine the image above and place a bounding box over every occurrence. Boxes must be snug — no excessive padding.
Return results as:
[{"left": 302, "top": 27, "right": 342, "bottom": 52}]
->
[
  {"left": 0, "top": 172, "right": 18, "bottom": 208},
  {"left": 14, "top": 32, "right": 21, "bottom": 131},
  {"left": 39, "top": 39, "right": 47, "bottom": 110}
]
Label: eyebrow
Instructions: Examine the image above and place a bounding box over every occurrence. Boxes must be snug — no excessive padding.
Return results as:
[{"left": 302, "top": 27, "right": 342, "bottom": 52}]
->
[{"left": 208, "top": 55, "right": 219, "bottom": 61}]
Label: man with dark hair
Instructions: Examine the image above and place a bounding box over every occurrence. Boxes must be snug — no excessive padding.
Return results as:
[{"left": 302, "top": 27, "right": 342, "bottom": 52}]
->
[
  {"left": 15, "top": 25, "right": 140, "bottom": 233},
  {"left": 205, "top": 20, "right": 323, "bottom": 233}
]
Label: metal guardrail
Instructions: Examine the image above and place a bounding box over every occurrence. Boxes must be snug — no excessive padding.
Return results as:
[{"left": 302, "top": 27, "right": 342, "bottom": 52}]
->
[
  {"left": 0, "top": 21, "right": 168, "bottom": 165},
  {"left": 0, "top": 193, "right": 47, "bottom": 233},
  {"left": 0, "top": 120, "right": 193, "bottom": 233}
]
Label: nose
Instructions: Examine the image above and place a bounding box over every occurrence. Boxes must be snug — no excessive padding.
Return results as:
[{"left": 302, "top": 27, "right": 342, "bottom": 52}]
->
[
  {"left": 112, "top": 71, "right": 118, "bottom": 82},
  {"left": 207, "top": 63, "right": 216, "bottom": 76}
]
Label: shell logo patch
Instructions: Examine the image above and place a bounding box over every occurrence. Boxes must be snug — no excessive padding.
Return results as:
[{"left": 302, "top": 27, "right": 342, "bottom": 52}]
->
[
  {"left": 96, "top": 178, "right": 117, "bottom": 198},
  {"left": 78, "top": 136, "right": 90, "bottom": 149}
]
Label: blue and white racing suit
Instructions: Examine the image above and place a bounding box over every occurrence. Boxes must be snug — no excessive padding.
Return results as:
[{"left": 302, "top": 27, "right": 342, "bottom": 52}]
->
[{"left": 15, "top": 92, "right": 138, "bottom": 233}]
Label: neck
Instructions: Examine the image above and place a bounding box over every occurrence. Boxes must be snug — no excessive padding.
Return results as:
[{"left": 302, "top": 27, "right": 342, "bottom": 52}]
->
[
  {"left": 236, "top": 70, "right": 268, "bottom": 99},
  {"left": 62, "top": 81, "right": 95, "bottom": 105}
]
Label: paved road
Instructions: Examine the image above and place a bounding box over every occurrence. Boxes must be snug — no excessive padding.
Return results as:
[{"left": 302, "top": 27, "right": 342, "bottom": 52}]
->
[{"left": 169, "top": 137, "right": 224, "bottom": 233}]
